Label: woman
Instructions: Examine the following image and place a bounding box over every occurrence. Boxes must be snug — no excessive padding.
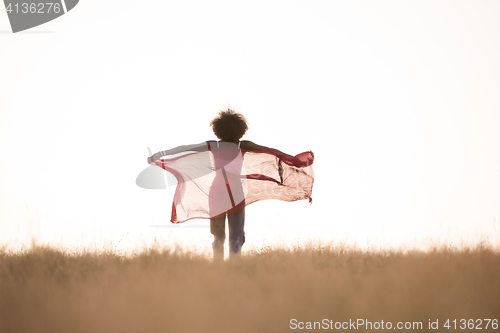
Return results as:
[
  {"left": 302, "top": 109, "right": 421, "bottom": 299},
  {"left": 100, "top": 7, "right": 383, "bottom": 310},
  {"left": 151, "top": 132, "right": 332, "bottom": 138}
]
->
[{"left": 149, "top": 108, "right": 311, "bottom": 260}]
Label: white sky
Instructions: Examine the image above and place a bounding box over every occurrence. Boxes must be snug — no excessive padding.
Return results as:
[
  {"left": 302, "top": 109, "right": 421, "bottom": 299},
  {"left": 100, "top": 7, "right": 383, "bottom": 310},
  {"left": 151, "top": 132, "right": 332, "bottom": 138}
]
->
[{"left": 1, "top": 0, "right": 499, "bottom": 253}]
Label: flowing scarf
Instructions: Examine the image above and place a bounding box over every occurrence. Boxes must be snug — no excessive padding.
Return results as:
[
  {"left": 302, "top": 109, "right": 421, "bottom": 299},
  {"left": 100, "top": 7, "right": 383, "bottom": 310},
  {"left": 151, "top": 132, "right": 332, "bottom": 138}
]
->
[{"left": 151, "top": 141, "right": 314, "bottom": 223}]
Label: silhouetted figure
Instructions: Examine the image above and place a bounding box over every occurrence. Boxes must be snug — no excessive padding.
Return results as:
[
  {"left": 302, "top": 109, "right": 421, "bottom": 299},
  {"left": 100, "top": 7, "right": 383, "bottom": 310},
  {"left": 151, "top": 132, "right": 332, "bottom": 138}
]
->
[{"left": 149, "top": 108, "right": 313, "bottom": 261}]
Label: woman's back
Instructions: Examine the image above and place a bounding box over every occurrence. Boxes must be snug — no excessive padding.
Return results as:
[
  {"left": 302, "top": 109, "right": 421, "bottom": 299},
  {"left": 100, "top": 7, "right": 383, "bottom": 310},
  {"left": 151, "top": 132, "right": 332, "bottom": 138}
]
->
[{"left": 208, "top": 140, "right": 247, "bottom": 217}]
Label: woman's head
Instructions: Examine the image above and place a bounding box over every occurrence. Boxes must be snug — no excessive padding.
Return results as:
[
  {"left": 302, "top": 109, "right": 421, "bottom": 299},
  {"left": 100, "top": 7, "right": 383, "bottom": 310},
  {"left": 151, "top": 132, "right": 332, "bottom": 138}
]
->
[{"left": 210, "top": 108, "right": 248, "bottom": 142}]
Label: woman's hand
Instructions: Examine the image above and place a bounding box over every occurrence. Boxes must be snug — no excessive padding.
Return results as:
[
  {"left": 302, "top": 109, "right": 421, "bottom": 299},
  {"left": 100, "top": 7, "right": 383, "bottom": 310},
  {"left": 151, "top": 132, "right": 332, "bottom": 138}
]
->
[{"left": 148, "top": 152, "right": 160, "bottom": 164}]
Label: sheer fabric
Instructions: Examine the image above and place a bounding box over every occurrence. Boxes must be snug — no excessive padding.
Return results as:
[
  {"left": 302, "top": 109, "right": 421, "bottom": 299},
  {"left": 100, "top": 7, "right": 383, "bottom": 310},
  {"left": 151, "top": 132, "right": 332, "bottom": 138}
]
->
[{"left": 152, "top": 141, "right": 314, "bottom": 223}]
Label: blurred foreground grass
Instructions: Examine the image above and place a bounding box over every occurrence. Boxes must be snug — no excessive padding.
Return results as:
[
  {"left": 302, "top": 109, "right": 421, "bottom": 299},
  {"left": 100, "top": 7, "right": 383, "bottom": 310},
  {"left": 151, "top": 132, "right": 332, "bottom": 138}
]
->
[{"left": 0, "top": 242, "right": 499, "bottom": 332}]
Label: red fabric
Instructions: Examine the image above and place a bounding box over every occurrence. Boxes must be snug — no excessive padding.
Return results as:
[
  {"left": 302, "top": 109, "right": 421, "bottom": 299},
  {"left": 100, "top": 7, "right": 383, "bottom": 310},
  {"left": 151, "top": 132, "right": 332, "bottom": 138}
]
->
[{"left": 152, "top": 143, "right": 314, "bottom": 223}]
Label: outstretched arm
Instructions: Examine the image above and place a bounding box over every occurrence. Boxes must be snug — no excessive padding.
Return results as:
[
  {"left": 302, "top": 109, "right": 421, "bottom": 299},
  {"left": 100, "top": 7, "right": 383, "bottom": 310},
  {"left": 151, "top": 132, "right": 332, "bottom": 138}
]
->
[
  {"left": 148, "top": 142, "right": 207, "bottom": 164},
  {"left": 240, "top": 140, "right": 293, "bottom": 158}
]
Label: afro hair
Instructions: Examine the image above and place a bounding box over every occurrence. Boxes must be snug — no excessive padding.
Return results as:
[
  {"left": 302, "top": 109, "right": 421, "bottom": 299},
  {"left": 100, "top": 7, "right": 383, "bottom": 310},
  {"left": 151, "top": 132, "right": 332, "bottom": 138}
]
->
[{"left": 210, "top": 108, "right": 248, "bottom": 142}]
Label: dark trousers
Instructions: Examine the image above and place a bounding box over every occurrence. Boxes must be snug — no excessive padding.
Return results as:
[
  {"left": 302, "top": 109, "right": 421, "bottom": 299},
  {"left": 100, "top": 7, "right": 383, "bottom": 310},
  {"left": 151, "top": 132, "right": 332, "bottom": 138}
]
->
[{"left": 210, "top": 208, "right": 245, "bottom": 260}]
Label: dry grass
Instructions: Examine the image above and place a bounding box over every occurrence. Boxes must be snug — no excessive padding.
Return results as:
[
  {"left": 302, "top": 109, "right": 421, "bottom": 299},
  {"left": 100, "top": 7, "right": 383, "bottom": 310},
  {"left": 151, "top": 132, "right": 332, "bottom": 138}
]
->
[{"left": 0, "top": 242, "right": 499, "bottom": 333}]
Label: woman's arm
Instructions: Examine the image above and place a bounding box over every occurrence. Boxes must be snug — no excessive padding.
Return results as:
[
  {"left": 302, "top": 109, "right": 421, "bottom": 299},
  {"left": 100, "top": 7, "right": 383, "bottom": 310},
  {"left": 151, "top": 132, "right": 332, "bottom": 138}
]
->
[
  {"left": 148, "top": 142, "right": 207, "bottom": 164},
  {"left": 240, "top": 140, "right": 293, "bottom": 158}
]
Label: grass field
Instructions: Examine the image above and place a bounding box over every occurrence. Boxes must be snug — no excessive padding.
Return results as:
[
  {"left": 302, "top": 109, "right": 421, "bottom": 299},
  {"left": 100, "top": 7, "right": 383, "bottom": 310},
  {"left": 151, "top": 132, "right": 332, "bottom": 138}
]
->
[{"left": 0, "top": 241, "right": 499, "bottom": 332}]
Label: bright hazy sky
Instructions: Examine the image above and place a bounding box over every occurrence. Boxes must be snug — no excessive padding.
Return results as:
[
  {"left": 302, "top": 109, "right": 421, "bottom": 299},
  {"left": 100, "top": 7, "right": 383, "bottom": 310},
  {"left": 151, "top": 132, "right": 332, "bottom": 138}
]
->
[{"left": 1, "top": 1, "right": 499, "bottom": 252}]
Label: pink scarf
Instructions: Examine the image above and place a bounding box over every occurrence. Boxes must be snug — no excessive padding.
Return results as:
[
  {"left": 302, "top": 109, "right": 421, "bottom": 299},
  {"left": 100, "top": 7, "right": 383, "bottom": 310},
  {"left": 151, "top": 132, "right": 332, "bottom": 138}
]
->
[{"left": 151, "top": 142, "right": 314, "bottom": 223}]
